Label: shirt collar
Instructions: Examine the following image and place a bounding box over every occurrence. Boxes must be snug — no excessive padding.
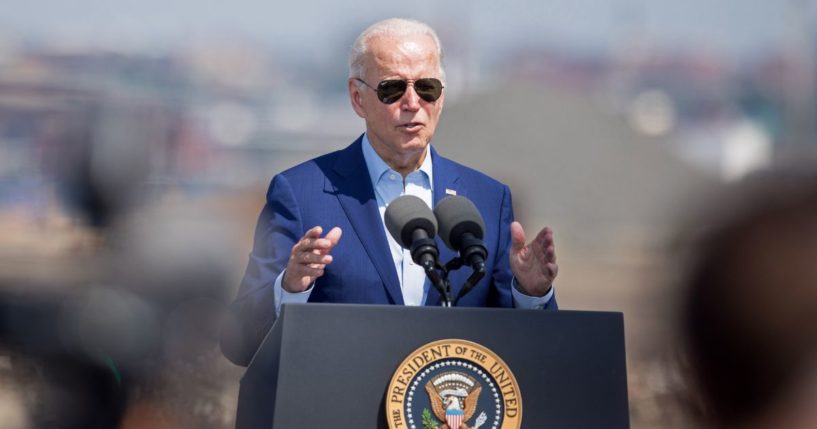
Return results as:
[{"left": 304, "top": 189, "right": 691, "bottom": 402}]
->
[{"left": 361, "top": 133, "right": 433, "bottom": 185}]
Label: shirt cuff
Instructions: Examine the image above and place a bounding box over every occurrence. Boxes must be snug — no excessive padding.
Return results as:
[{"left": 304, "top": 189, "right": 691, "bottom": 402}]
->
[
  {"left": 274, "top": 269, "right": 314, "bottom": 316},
  {"left": 511, "top": 277, "right": 554, "bottom": 309}
]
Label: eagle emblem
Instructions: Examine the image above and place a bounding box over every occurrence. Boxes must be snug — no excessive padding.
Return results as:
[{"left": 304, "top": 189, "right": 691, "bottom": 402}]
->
[
  {"left": 424, "top": 371, "right": 488, "bottom": 429},
  {"left": 386, "top": 339, "right": 522, "bottom": 429}
]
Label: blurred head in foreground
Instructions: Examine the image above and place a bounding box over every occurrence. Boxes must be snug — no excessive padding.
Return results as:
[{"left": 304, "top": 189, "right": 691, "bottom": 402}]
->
[{"left": 679, "top": 166, "right": 817, "bottom": 429}]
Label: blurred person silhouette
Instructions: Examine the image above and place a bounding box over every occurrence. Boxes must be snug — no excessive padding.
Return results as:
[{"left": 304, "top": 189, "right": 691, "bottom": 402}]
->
[
  {"left": 1, "top": 96, "right": 234, "bottom": 428},
  {"left": 221, "top": 18, "right": 560, "bottom": 366},
  {"left": 677, "top": 166, "right": 817, "bottom": 429},
  {"left": 0, "top": 100, "right": 144, "bottom": 429}
]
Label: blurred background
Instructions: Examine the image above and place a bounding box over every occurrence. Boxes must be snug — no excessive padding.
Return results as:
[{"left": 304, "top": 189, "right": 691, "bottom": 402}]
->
[{"left": 0, "top": 1, "right": 816, "bottom": 427}]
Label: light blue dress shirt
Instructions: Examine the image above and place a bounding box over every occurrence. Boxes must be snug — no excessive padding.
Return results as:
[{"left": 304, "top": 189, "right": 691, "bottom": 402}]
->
[{"left": 273, "top": 133, "right": 553, "bottom": 315}]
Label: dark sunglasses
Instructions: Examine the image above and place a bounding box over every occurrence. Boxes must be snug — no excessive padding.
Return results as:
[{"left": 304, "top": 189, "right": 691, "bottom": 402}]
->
[{"left": 354, "top": 78, "right": 444, "bottom": 104}]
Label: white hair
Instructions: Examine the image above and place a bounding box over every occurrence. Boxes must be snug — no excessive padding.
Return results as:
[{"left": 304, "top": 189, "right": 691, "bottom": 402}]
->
[{"left": 348, "top": 18, "right": 445, "bottom": 81}]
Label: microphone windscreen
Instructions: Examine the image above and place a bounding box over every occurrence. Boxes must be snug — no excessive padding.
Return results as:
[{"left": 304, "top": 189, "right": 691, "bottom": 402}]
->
[
  {"left": 434, "top": 196, "right": 485, "bottom": 250},
  {"left": 385, "top": 195, "right": 437, "bottom": 247}
]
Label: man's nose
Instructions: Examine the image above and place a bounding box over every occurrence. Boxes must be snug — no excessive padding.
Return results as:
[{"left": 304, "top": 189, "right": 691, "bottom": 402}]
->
[{"left": 400, "top": 83, "right": 421, "bottom": 111}]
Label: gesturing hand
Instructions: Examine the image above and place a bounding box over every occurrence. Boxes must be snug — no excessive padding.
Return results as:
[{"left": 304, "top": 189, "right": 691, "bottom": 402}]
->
[
  {"left": 509, "top": 222, "right": 558, "bottom": 297},
  {"left": 282, "top": 226, "right": 342, "bottom": 293}
]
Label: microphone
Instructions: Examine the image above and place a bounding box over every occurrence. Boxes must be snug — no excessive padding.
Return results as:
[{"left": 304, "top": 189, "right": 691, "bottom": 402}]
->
[
  {"left": 384, "top": 195, "right": 439, "bottom": 270},
  {"left": 434, "top": 195, "right": 488, "bottom": 271}
]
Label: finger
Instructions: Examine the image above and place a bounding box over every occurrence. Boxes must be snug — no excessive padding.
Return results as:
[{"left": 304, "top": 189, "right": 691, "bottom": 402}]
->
[
  {"left": 324, "top": 227, "right": 343, "bottom": 247},
  {"left": 545, "top": 243, "right": 556, "bottom": 263},
  {"left": 510, "top": 221, "right": 527, "bottom": 253},
  {"left": 304, "top": 225, "right": 323, "bottom": 238},
  {"left": 534, "top": 241, "right": 556, "bottom": 264},
  {"left": 297, "top": 236, "right": 334, "bottom": 253},
  {"left": 299, "top": 252, "right": 333, "bottom": 265},
  {"left": 531, "top": 226, "right": 552, "bottom": 248},
  {"left": 544, "top": 228, "right": 556, "bottom": 263},
  {"left": 532, "top": 227, "right": 555, "bottom": 263},
  {"left": 305, "top": 238, "right": 335, "bottom": 256},
  {"left": 293, "top": 226, "right": 329, "bottom": 253},
  {"left": 545, "top": 262, "right": 559, "bottom": 279}
]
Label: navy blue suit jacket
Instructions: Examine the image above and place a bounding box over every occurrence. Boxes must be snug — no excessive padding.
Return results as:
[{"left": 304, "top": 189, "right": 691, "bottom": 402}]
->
[{"left": 222, "top": 136, "right": 557, "bottom": 365}]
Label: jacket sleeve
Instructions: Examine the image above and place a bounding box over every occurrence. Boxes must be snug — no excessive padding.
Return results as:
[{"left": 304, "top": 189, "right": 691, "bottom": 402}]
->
[
  {"left": 488, "top": 184, "right": 516, "bottom": 307},
  {"left": 220, "top": 174, "right": 303, "bottom": 366},
  {"left": 491, "top": 185, "right": 558, "bottom": 310}
]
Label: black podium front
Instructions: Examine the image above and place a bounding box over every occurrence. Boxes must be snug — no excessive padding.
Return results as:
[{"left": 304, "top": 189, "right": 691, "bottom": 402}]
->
[{"left": 236, "top": 304, "right": 629, "bottom": 428}]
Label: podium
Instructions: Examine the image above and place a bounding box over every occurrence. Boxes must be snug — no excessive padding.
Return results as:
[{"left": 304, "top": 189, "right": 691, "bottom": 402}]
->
[{"left": 236, "top": 304, "right": 629, "bottom": 428}]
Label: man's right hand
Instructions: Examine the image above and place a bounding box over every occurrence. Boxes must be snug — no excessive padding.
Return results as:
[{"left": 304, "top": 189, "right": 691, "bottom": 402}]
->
[{"left": 282, "top": 226, "right": 342, "bottom": 293}]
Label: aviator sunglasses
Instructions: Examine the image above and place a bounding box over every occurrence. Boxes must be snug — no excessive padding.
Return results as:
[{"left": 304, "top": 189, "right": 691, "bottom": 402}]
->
[{"left": 354, "top": 78, "right": 444, "bottom": 104}]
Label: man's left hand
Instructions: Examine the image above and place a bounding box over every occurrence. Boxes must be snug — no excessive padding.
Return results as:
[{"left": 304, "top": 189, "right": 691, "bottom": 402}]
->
[{"left": 509, "top": 222, "right": 558, "bottom": 297}]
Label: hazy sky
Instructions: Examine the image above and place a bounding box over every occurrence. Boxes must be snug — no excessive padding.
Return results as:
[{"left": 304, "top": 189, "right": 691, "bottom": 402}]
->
[{"left": 1, "top": 0, "right": 814, "bottom": 59}]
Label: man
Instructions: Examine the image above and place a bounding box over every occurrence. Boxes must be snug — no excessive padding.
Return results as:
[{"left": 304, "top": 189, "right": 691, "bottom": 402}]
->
[{"left": 221, "top": 18, "right": 558, "bottom": 366}]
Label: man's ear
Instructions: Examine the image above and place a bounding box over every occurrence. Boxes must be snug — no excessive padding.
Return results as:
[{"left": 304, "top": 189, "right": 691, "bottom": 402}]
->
[{"left": 348, "top": 79, "right": 367, "bottom": 119}]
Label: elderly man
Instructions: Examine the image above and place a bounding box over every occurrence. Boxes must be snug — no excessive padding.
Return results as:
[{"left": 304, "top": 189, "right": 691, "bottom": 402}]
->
[{"left": 222, "top": 18, "right": 558, "bottom": 366}]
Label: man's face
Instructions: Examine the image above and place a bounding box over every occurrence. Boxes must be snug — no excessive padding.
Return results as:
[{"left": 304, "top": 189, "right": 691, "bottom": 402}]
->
[{"left": 349, "top": 33, "right": 445, "bottom": 164}]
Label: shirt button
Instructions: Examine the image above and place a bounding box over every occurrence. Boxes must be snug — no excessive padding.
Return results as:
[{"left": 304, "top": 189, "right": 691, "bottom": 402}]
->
[{"left": 390, "top": 174, "right": 398, "bottom": 180}]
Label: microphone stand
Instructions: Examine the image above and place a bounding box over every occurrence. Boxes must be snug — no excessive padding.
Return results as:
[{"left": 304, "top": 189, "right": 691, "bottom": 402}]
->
[
  {"left": 421, "top": 262, "right": 452, "bottom": 307},
  {"left": 412, "top": 235, "right": 453, "bottom": 307},
  {"left": 444, "top": 258, "right": 486, "bottom": 306},
  {"left": 419, "top": 255, "right": 486, "bottom": 308},
  {"left": 415, "top": 235, "right": 487, "bottom": 307},
  {"left": 444, "top": 232, "right": 488, "bottom": 306}
]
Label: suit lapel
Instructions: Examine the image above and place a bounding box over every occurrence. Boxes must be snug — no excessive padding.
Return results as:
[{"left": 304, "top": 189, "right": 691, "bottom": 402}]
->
[
  {"left": 330, "top": 137, "right": 404, "bottom": 305},
  {"left": 427, "top": 147, "right": 461, "bottom": 306},
  {"left": 431, "top": 146, "right": 462, "bottom": 205}
]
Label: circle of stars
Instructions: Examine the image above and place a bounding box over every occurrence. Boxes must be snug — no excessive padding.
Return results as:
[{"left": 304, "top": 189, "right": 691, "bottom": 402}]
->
[{"left": 404, "top": 359, "right": 502, "bottom": 429}]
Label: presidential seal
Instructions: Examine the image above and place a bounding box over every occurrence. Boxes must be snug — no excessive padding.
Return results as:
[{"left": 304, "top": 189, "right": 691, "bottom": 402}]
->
[{"left": 386, "top": 339, "right": 522, "bottom": 429}]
